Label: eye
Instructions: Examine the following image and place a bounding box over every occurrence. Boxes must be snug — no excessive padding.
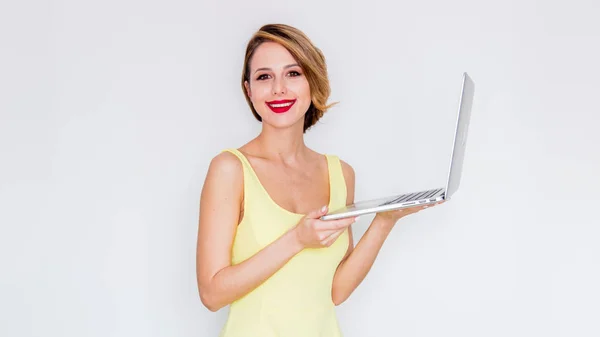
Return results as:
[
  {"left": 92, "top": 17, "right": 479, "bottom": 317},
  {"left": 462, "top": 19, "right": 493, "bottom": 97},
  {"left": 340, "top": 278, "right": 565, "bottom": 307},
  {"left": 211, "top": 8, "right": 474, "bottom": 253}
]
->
[
  {"left": 256, "top": 74, "right": 270, "bottom": 81},
  {"left": 288, "top": 71, "right": 302, "bottom": 77}
]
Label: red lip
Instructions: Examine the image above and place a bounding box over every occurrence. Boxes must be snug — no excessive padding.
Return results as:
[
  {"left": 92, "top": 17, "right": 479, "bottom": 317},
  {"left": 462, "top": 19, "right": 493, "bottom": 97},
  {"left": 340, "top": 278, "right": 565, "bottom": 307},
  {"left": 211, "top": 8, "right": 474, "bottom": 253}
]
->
[{"left": 265, "top": 99, "right": 296, "bottom": 114}]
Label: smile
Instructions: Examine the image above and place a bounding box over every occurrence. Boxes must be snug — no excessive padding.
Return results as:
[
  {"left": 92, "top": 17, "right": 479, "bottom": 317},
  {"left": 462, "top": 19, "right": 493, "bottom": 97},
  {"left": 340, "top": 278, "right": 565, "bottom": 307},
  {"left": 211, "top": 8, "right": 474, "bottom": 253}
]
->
[{"left": 266, "top": 99, "right": 296, "bottom": 114}]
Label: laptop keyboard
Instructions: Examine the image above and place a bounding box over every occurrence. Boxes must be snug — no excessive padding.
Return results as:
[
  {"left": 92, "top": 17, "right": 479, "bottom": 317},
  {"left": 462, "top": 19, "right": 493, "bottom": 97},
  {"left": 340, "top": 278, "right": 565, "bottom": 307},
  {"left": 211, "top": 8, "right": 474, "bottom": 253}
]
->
[{"left": 379, "top": 188, "right": 444, "bottom": 206}]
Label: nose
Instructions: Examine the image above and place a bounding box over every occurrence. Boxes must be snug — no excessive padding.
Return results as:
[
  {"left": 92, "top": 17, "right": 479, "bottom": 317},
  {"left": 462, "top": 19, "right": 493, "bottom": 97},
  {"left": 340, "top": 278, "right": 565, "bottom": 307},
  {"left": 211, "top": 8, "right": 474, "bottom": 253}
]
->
[{"left": 272, "top": 77, "right": 287, "bottom": 95}]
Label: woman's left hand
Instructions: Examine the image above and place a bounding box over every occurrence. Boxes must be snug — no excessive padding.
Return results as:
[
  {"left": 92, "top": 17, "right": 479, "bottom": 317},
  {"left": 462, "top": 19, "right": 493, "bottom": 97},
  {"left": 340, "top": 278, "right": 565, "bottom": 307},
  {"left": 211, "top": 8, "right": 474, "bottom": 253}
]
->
[{"left": 375, "top": 200, "right": 446, "bottom": 227}]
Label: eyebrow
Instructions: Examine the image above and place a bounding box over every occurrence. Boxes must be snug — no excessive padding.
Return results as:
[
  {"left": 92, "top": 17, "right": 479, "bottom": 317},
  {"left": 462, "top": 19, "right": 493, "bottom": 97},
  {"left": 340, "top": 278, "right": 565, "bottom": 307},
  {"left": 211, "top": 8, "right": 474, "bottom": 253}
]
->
[{"left": 253, "top": 63, "right": 299, "bottom": 74}]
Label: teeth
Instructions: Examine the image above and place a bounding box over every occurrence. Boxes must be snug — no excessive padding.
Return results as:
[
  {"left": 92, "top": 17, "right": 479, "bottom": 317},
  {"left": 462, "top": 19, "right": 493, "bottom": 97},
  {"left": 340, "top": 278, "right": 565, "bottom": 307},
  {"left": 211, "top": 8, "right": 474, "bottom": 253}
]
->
[{"left": 269, "top": 102, "right": 293, "bottom": 108}]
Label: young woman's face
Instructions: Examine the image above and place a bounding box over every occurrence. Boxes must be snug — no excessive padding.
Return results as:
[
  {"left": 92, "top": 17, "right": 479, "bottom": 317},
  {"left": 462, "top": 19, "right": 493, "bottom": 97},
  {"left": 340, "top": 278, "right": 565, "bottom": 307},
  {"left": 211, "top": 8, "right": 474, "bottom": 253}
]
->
[{"left": 244, "top": 42, "right": 311, "bottom": 130}]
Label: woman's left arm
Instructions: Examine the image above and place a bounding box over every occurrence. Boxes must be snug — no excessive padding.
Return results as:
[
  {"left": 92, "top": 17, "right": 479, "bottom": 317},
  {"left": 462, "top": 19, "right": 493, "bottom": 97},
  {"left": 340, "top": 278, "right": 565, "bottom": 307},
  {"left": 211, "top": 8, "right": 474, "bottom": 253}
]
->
[{"left": 331, "top": 161, "right": 437, "bottom": 305}]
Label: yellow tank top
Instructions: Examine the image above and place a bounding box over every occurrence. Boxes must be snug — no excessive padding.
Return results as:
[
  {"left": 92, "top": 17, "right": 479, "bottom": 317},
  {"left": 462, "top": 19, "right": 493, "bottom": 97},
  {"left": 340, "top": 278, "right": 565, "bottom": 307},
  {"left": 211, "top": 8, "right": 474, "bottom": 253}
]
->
[{"left": 219, "top": 148, "right": 350, "bottom": 337}]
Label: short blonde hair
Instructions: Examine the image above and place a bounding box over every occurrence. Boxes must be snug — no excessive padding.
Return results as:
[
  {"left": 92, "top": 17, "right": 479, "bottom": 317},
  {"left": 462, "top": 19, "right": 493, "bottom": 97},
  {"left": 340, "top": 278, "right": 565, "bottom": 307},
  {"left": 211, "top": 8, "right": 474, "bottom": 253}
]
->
[{"left": 241, "top": 24, "right": 337, "bottom": 133}]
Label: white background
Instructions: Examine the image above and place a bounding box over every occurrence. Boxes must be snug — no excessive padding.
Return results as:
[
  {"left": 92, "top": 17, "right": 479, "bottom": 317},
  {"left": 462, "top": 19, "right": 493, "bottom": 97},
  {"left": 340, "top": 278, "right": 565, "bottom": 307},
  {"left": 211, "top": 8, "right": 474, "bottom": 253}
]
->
[{"left": 1, "top": 0, "right": 599, "bottom": 336}]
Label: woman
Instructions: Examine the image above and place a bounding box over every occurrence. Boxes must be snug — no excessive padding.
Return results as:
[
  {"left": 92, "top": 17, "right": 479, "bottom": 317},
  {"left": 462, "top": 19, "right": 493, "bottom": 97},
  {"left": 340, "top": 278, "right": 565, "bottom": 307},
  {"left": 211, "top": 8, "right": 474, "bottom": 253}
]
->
[{"left": 196, "top": 23, "right": 442, "bottom": 337}]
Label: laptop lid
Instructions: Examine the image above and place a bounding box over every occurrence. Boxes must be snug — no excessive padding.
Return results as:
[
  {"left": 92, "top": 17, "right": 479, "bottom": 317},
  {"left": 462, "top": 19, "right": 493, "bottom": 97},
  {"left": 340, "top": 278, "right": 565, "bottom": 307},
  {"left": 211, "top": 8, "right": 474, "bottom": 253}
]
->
[{"left": 444, "top": 72, "right": 475, "bottom": 200}]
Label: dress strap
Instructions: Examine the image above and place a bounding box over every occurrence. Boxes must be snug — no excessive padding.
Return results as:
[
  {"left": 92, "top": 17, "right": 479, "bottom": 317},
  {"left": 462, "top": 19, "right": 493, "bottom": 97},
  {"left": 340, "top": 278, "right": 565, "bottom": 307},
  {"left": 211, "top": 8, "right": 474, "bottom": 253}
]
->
[
  {"left": 222, "top": 148, "right": 250, "bottom": 167},
  {"left": 325, "top": 154, "right": 348, "bottom": 210},
  {"left": 221, "top": 147, "right": 255, "bottom": 187}
]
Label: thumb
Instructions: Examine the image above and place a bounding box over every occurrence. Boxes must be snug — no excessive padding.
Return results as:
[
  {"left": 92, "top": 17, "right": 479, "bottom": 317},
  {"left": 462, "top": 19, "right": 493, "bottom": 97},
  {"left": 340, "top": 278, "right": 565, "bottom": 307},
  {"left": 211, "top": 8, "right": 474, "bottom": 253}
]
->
[{"left": 306, "top": 205, "right": 328, "bottom": 219}]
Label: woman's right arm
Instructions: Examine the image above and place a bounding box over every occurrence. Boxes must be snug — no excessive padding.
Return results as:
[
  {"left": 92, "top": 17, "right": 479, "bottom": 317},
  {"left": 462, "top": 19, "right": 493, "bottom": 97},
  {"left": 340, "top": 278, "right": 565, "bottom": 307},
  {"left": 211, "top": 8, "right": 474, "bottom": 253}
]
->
[{"left": 195, "top": 152, "right": 304, "bottom": 312}]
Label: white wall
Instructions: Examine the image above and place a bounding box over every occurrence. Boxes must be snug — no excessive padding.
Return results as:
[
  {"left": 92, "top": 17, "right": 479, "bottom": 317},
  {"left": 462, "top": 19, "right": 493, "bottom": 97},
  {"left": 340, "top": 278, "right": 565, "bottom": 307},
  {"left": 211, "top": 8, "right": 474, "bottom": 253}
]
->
[{"left": 1, "top": 0, "right": 599, "bottom": 336}]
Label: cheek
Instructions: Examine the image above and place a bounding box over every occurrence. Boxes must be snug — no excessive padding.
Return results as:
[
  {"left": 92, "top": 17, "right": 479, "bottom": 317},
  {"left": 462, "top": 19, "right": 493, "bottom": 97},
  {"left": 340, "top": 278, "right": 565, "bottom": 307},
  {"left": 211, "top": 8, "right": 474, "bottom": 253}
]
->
[
  {"left": 291, "top": 79, "right": 311, "bottom": 98},
  {"left": 249, "top": 83, "right": 272, "bottom": 102}
]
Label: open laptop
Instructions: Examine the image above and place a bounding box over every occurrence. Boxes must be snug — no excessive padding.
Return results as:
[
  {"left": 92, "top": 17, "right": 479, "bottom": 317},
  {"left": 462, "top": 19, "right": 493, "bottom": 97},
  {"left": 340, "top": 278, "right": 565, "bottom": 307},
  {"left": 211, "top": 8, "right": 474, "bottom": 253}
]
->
[{"left": 321, "top": 72, "right": 475, "bottom": 221}]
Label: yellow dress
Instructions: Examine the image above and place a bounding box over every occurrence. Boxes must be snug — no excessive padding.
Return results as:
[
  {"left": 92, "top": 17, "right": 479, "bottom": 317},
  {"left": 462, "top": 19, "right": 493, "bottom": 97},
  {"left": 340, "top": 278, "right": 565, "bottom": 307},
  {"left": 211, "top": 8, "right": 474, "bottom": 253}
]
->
[{"left": 219, "top": 148, "right": 349, "bottom": 337}]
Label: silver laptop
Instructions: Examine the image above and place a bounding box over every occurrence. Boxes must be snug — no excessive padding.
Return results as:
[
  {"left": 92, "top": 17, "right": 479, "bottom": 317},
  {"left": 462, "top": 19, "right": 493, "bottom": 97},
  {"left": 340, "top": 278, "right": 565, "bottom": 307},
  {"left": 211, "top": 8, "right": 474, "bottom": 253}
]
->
[{"left": 321, "top": 72, "right": 475, "bottom": 221}]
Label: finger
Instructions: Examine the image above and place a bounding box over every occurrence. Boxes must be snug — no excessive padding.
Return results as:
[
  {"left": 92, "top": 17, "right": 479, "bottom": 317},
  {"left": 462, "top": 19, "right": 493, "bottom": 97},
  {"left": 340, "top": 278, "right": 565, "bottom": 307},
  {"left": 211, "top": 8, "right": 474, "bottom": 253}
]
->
[
  {"left": 403, "top": 206, "right": 425, "bottom": 214},
  {"left": 321, "top": 228, "right": 346, "bottom": 247},
  {"left": 423, "top": 201, "right": 444, "bottom": 209},
  {"left": 306, "top": 205, "right": 329, "bottom": 219},
  {"left": 319, "top": 216, "right": 358, "bottom": 230},
  {"left": 316, "top": 218, "right": 355, "bottom": 240},
  {"left": 424, "top": 201, "right": 439, "bottom": 208},
  {"left": 317, "top": 227, "right": 343, "bottom": 239}
]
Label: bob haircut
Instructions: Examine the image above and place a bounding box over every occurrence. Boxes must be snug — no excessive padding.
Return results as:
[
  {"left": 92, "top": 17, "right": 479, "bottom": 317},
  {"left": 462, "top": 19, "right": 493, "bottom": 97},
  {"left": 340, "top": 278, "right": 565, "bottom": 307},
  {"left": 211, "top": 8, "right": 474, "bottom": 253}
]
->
[{"left": 241, "top": 23, "right": 337, "bottom": 133}]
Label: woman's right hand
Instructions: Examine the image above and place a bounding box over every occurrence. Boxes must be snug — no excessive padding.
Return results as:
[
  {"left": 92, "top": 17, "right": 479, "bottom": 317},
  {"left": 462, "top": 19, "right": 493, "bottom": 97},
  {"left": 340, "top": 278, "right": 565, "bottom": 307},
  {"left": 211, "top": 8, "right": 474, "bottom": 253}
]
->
[{"left": 293, "top": 205, "right": 358, "bottom": 249}]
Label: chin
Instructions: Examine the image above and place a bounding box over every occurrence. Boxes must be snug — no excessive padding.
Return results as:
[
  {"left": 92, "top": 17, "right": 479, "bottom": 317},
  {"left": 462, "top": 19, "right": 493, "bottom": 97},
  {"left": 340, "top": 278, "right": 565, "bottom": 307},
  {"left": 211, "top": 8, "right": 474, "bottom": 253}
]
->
[{"left": 260, "top": 111, "right": 305, "bottom": 130}]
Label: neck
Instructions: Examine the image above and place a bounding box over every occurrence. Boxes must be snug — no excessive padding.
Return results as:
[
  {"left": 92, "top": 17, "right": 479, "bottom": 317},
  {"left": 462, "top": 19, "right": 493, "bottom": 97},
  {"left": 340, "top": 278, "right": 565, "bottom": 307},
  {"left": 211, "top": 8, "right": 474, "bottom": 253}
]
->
[{"left": 255, "top": 121, "right": 308, "bottom": 164}]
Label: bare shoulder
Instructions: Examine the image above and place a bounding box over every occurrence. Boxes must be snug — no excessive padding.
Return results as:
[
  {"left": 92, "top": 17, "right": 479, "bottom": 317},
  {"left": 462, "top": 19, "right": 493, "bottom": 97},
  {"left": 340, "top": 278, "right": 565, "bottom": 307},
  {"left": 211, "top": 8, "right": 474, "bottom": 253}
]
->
[
  {"left": 338, "top": 158, "right": 355, "bottom": 185},
  {"left": 206, "top": 150, "right": 243, "bottom": 180},
  {"left": 201, "top": 150, "right": 244, "bottom": 203},
  {"left": 338, "top": 158, "right": 356, "bottom": 205}
]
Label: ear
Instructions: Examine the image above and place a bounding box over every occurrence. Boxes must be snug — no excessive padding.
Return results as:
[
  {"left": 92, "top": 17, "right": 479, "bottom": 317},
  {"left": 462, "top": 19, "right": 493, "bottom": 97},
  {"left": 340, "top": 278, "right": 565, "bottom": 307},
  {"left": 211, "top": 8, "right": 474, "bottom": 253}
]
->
[{"left": 244, "top": 80, "right": 252, "bottom": 98}]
